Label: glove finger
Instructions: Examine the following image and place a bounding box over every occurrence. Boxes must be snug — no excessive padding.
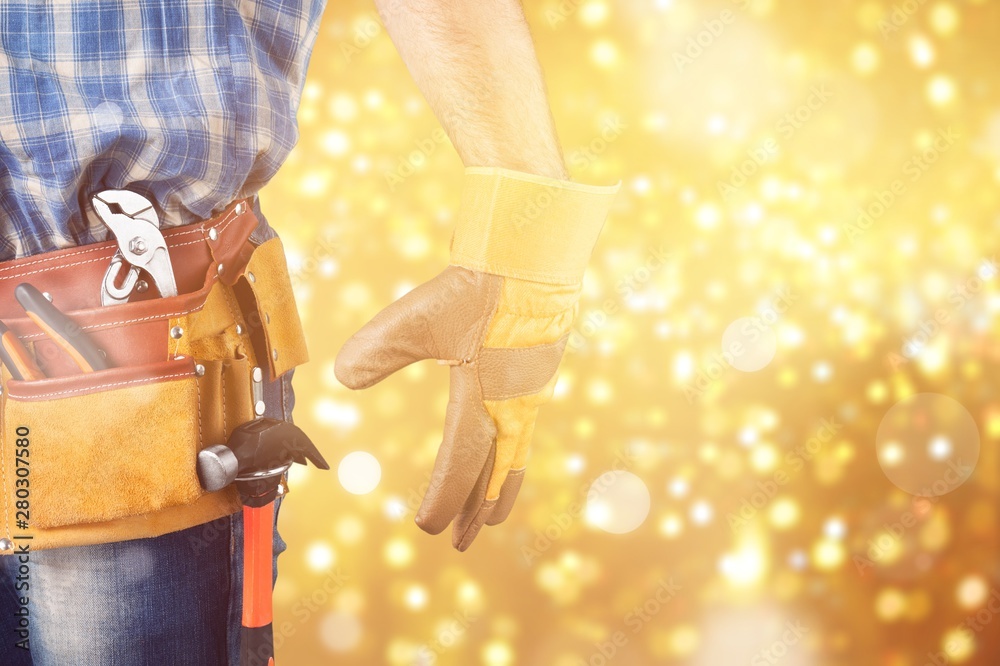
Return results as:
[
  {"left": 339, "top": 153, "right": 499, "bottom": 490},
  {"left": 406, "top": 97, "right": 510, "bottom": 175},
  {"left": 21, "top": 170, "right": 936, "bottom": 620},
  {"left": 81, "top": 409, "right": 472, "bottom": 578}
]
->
[
  {"left": 487, "top": 467, "right": 526, "bottom": 527},
  {"left": 415, "top": 363, "right": 497, "bottom": 535},
  {"left": 451, "top": 446, "right": 497, "bottom": 551},
  {"left": 480, "top": 356, "right": 562, "bottom": 527},
  {"left": 335, "top": 267, "right": 499, "bottom": 389},
  {"left": 487, "top": 406, "right": 540, "bottom": 527},
  {"left": 479, "top": 396, "right": 538, "bottom": 527},
  {"left": 451, "top": 397, "right": 532, "bottom": 550}
]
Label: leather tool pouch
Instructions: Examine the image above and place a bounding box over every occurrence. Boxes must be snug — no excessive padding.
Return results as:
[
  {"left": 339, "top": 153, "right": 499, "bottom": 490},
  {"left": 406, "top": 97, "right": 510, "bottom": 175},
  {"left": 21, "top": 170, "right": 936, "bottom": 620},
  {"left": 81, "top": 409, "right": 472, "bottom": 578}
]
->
[{"left": 0, "top": 199, "right": 309, "bottom": 550}]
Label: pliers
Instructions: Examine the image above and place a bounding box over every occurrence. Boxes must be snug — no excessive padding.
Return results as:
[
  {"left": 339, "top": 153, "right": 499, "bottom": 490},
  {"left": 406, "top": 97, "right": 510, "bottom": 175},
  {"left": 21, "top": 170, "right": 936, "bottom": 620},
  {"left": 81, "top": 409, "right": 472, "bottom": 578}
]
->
[
  {"left": 92, "top": 190, "right": 178, "bottom": 305},
  {"left": 0, "top": 284, "right": 110, "bottom": 380},
  {"left": 0, "top": 190, "right": 175, "bottom": 379}
]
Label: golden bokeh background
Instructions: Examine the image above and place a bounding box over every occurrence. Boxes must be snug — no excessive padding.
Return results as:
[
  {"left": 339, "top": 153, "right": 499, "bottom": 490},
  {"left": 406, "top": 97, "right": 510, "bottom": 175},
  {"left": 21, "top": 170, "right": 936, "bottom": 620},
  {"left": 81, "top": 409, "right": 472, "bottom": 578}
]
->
[{"left": 260, "top": 0, "right": 1000, "bottom": 663}]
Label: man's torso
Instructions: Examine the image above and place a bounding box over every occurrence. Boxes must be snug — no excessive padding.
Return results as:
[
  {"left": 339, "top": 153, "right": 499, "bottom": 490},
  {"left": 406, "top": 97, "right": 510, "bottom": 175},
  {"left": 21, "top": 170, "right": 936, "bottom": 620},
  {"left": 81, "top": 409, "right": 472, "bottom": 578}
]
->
[{"left": 0, "top": 0, "right": 326, "bottom": 260}]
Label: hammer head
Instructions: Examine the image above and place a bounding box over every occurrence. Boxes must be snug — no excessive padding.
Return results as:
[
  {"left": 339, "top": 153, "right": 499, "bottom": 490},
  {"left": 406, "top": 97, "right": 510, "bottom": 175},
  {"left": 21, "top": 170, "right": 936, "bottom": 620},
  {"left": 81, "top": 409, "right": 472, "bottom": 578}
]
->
[
  {"left": 228, "top": 417, "right": 330, "bottom": 476},
  {"left": 196, "top": 418, "right": 329, "bottom": 502}
]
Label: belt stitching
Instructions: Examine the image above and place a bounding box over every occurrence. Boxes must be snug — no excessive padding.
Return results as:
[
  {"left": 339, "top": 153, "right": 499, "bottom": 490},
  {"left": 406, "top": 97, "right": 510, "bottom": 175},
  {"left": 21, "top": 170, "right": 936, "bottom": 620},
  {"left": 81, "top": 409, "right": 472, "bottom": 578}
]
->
[
  {"left": 7, "top": 370, "right": 195, "bottom": 400},
  {"left": 5, "top": 202, "right": 249, "bottom": 336},
  {"left": 17, "top": 287, "right": 217, "bottom": 340}
]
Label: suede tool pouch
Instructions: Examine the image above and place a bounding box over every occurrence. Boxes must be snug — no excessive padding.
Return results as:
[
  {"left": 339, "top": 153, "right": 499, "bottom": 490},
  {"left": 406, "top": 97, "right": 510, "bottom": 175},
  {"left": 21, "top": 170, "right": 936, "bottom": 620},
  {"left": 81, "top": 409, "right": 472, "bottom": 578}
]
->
[
  {"left": 1, "top": 358, "right": 204, "bottom": 530},
  {"left": 0, "top": 200, "right": 310, "bottom": 550}
]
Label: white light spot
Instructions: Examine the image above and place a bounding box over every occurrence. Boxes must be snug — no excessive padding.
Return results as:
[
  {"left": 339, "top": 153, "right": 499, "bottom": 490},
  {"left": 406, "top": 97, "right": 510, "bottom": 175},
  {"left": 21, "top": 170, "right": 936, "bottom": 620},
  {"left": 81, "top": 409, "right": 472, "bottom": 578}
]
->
[
  {"left": 306, "top": 541, "right": 336, "bottom": 571},
  {"left": 338, "top": 451, "right": 382, "bottom": 495},
  {"left": 876, "top": 393, "right": 980, "bottom": 496},
  {"left": 909, "top": 35, "right": 935, "bottom": 68},
  {"left": 722, "top": 317, "right": 778, "bottom": 372},
  {"left": 405, "top": 585, "right": 428, "bottom": 609},
  {"left": 928, "top": 436, "right": 952, "bottom": 461},
  {"left": 585, "top": 471, "right": 651, "bottom": 534},
  {"left": 812, "top": 362, "right": 833, "bottom": 382},
  {"left": 567, "top": 454, "right": 586, "bottom": 474},
  {"left": 321, "top": 130, "right": 351, "bottom": 156},
  {"left": 314, "top": 398, "right": 360, "bottom": 429},
  {"left": 319, "top": 612, "right": 362, "bottom": 653},
  {"left": 718, "top": 546, "right": 766, "bottom": 586},
  {"left": 824, "top": 517, "right": 847, "bottom": 540},
  {"left": 384, "top": 497, "right": 407, "bottom": 521},
  {"left": 707, "top": 114, "right": 728, "bottom": 135},
  {"left": 880, "top": 442, "right": 904, "bottom": 467},
  {"left": 668, "top": 477, "right": 689, "bottom": 498},
  {"left": 690, "top": 500, "right": 713, "bottom": 525}
]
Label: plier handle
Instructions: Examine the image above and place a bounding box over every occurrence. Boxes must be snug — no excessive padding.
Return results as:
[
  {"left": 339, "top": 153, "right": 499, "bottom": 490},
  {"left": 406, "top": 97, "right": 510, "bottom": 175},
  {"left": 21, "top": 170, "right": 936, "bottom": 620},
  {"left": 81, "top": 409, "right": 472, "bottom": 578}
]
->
[{"left": 0, "top": 284, "right": 111, "bottom": 380}]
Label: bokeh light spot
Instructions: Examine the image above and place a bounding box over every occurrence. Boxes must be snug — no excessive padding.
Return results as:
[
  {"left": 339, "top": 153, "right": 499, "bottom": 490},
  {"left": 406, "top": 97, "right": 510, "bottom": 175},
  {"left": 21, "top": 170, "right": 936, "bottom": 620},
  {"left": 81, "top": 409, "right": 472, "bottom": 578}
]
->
[
  {"left": 586, "top": 471, "right": 651, "bottom": 534},
  {"left": 875, "top": 394, "right": 979, "bottom": 496},
  {"left": 306, "top": 541, "right": 336, "bottom": 571},
  {"left": 319, "top": 612, "right": 362, "bottom": 653},
  {"left": 927, "top": 74, "right": 956, "bottom": 106},
  {"left": 338, "top": 451, "right": 382, "bottom": 495},
  {"left": 722, "top": 317, "right": 778, "bottom": 372}
]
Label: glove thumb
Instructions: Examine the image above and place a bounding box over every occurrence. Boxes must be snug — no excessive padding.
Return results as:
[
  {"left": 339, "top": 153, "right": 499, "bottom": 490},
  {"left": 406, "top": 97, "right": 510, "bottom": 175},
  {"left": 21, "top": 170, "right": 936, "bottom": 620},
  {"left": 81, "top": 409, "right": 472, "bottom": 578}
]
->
[{"left": 335, "top": 266, "right": 499, "bottom": 389}]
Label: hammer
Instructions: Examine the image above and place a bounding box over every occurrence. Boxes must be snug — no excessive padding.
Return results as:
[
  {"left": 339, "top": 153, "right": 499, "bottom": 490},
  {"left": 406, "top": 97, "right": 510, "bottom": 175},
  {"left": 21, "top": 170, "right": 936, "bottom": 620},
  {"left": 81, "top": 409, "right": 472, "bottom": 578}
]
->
[{"left": 198, "top": 405, "right": 329, "bottom": 666}]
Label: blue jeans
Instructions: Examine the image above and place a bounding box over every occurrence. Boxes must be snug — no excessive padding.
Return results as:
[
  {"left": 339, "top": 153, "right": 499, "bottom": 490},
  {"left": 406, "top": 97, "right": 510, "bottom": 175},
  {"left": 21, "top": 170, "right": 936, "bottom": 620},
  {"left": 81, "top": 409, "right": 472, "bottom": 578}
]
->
[{"left": 0, "top": 358, "right": 294, "bottom": 665}]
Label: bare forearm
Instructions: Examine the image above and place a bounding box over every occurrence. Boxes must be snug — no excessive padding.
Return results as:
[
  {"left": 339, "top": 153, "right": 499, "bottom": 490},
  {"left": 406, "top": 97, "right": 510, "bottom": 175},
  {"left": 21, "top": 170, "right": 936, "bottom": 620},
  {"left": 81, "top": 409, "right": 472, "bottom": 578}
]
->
[{"left": 376, "top": 0, "right": 568, "bottom": 180}]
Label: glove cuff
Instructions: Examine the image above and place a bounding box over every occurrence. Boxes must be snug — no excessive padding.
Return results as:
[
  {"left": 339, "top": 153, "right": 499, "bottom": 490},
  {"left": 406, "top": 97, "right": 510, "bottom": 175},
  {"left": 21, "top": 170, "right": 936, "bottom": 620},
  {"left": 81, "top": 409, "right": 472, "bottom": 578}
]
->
[{"left": 450, "top": 167, "right": 620, "bottom": 285}]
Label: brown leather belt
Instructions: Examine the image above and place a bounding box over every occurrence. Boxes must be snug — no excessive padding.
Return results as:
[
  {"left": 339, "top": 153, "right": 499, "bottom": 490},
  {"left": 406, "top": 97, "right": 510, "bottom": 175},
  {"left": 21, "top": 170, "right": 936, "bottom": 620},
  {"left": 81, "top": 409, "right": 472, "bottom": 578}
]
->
[{"left": 0, "top": 199, "right": 257, "bottom": 377}]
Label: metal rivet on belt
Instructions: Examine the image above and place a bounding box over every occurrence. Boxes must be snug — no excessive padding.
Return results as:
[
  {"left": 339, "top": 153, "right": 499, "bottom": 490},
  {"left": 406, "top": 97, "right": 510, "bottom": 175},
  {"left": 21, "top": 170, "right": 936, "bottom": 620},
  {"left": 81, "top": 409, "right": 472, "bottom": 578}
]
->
[
  {"left": 170, "top": 326, "right": 184, "bottom": 339},
  {"left": 217, "top": 263, "right": 225, "bottom": 276},
  {"left": 272, "top": 348, "right": 278, "bottom": 361},
  {"left": 235, "top": 324, "right": 243, "bottom": 335},
  {"left": 247, "top": 271, "right": 256, "bottom": 283},
  {"left": 251, "top": 366, "right": 265, "bottom": 418},
  {"left": 135, "top": 280, "right": 149, "bottom": 293},
  {"left": 195, "top": 363, "right": 206, "bottom": 377},
  {"left": 0, "top": 538, "right": 12, "bottom": 552},
  {"left": 208, "top": 228, "right": 219, "bottom": 242},
  {"left": 235, "top": 201, "right": 246, "bottom": 215}
]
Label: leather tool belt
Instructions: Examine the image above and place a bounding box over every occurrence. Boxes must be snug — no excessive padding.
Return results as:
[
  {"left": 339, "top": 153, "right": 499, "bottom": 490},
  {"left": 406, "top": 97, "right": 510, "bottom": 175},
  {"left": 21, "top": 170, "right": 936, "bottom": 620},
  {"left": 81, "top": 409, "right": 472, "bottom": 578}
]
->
[{"left": 0, "top": 199, "right": 309, "bottom": 551}]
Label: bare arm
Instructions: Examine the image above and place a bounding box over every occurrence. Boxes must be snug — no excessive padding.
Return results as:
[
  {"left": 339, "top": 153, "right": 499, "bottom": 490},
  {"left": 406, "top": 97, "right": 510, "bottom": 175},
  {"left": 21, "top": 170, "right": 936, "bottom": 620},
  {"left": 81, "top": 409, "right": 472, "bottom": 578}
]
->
[{"left": 375, "top": 0, "right": 568, "bottom": 180}]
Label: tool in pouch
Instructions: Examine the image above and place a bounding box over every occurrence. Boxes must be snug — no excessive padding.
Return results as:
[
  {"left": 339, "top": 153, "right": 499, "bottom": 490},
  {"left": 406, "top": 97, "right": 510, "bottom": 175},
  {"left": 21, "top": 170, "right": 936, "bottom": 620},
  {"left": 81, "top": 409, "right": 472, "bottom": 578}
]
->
[
  {"left": 92, "top": 189, "right": 178, "bottom": 305},
  {"left": 0, "top": 187, "right": 167, "bottom": 379},
  {"left": 0, "top": 284, "right": 111, "bottom": 379},
  {"left": 0, "top": 319, "right": 43, "bottom": 380},
  {"left": 197, "top": 371, "right": 329, "bottom": 666},
  {"left": 15, "top": 284, "right": 110, "bottom": 372}
]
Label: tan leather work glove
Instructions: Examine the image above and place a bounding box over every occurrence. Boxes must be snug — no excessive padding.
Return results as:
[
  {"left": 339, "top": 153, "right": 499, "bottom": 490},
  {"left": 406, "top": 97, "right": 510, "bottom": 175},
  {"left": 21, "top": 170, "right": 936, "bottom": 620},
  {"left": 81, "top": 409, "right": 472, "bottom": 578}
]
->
[{"left": 336, "top": 167, "right": 619, "bottom": 551}]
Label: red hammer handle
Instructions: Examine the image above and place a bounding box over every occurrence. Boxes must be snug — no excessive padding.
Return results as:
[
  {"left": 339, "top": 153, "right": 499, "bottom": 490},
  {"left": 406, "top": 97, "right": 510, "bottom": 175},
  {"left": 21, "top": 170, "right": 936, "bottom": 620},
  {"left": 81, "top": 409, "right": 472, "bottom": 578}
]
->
[{"left": 242, "top": 502, "right": 275, "bottom": 666}]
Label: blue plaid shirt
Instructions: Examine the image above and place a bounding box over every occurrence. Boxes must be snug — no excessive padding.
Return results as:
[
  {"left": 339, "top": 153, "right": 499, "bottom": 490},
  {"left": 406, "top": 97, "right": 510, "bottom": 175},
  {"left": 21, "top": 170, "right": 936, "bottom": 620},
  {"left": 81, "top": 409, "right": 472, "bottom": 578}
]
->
[{"left": 0, "top": 0, "right": 326, "bottom": 260}]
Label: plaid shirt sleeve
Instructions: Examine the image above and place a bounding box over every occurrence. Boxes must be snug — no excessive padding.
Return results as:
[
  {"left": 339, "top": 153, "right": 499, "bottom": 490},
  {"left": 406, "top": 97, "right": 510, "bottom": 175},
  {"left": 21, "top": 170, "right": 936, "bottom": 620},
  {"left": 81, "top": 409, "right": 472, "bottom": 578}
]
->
[{"left": 0, "top": 0, "right": 327, "bottom": 260}]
